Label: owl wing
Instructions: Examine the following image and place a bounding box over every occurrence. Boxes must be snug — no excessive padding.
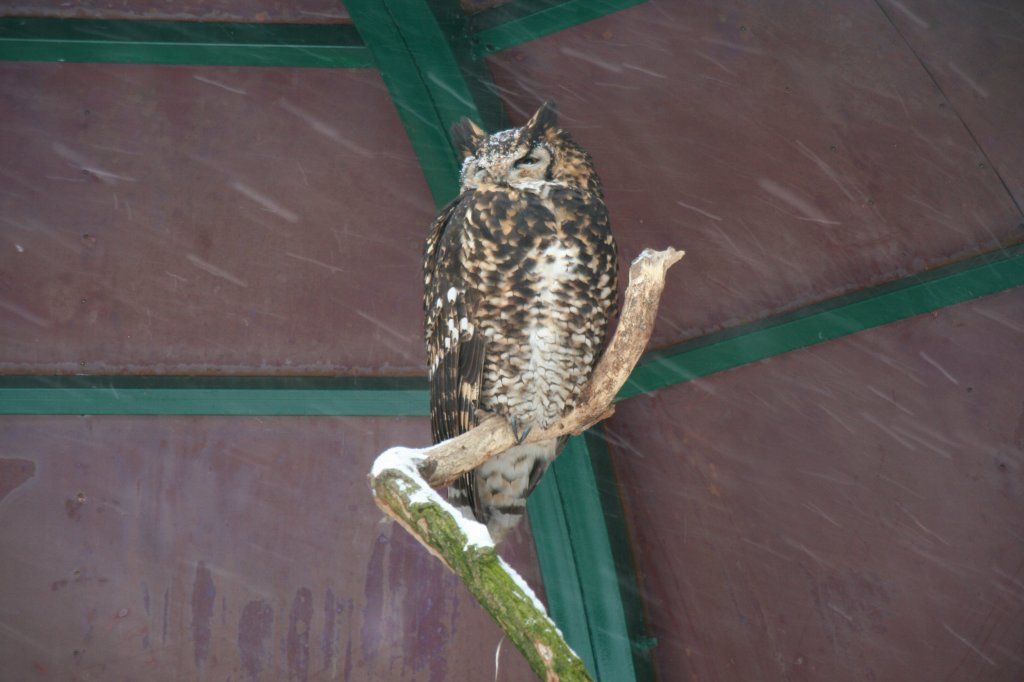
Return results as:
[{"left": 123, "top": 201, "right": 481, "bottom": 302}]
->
[
  {"left": 424, "top": 194, "right": 484, "bottom": 446},
  {"left": 424, "top": 194, "right": 487, "bottom": 516}
]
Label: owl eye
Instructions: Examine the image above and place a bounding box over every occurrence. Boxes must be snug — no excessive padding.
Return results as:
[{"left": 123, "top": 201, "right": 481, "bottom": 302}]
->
[{"left": 514, "top": 153, "right": 541, "bottom": 168}]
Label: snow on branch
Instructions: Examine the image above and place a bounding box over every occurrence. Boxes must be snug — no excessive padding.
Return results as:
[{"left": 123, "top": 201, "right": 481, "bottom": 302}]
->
[
  {"left": 368, "top": 247, "right": 684, "bottom": 681},
  {"left": 370, "top": 445, "right": 588, "bottom": 679}
]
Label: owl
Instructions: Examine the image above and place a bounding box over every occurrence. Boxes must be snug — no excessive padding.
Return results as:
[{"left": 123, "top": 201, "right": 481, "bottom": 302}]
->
[{"left": 424, "top": 101, "right": 618, "bottom": 541}]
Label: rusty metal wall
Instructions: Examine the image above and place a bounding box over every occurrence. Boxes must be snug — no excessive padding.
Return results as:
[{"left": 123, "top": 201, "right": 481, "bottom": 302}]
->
[
  {"left": 0, "top": 46, "right": 545, "bottom": 681},
  {"left": 607, "top": 289, "right": 1024, "bottom": 680},
  {"left": 1, "top": 1, "right": 1022, "bottom": 680},
  {"left": 484, "top": 0, "right": 1024, "bottom": 679},
  {"left": 0, "top": 64, "right": 431, "bottom": 376},
  {"left": 0, "top": 415, "right": 544, "bottom": 680},
  {"left": 883, "top": 0, "right": 1024, "bottom": 209},
  {"left": 486, "top": 0, "right": 1022, "bottom": 349}
]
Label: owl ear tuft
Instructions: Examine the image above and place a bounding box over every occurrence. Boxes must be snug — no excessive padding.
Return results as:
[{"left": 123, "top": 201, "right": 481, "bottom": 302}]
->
[
  {"left": 451, "top": 117, "right": 487, "bottom": 159},
  {"left": 524, "top": 100, "right": 558, "bottom": 138}
]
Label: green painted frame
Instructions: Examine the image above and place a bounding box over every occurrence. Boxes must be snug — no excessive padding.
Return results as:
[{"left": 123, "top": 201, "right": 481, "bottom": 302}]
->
[
  {"left": 528, "top": 429, "right": 656, "bottom": 681},
  {"left": 344, "top": 0, "right": 464, "bottom": 205},
  {"left": 3, "top": 244, "right": 1020, "bottom": 416},
  {"left": 469, "top": 0, "right": 647, "bottom": 56},
  {"left": 623, "top": 243, "right": 1024, "bottom": 398},
  {"left": 0, "top": 16, "right": 373, "bottom": 68},
  {"left": 0, "top": 375, "right": 428, "bottom": 416}
]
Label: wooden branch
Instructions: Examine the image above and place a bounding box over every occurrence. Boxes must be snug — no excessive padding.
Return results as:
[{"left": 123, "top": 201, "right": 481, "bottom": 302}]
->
[
  {"left": 420, "top": 246, "right": 685, "bottom": 487},
  {"left": 370, "top": 449, "right": 591, "bottom": 680},
  {"left": 367, "top": 247, "right": 684, "bottom": 681}
]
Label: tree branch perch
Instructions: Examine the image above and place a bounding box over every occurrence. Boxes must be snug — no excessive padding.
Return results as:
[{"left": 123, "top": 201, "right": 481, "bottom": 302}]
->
[{"left": 368, "top": 247, "right": 684, "bottom": 681}]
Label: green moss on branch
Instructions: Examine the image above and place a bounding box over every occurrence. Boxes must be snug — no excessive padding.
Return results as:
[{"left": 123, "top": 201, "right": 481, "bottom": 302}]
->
[{"left": 370, "top": 466, "right": 592, "bottom": 680}]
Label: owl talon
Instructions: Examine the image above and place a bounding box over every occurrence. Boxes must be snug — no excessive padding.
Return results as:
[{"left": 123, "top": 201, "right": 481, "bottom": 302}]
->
[{"left": 510, "top": 417, "right": 532, "bottom": 444}]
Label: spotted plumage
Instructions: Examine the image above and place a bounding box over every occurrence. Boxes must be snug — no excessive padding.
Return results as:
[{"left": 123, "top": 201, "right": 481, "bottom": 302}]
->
[{"left": 424, "top": 101, "right": 618, "bottom": 541}]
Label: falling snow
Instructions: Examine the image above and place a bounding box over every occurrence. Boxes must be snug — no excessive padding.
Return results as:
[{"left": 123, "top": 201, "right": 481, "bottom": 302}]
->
[{"left": 0, "top": 2, "right": 1021, "bottom": 680}]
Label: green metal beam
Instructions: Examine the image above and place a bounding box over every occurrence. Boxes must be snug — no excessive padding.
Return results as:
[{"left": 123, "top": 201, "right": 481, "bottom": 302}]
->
[
  {"left": 0, "top": 245, "right": 1020, "bottom": 415},
  {"left": 0, "top": 375, "right": 427, "bottom": 416},
  {"left": 424, "top": 0, "right": 508, "bottom": 132},
  {"left": 0, "top": 17, "right": 373, "bottom": 68},
  {"left": 622, "top": 242, "right": 1024, "bottom": 398},
  {"left": 528, "top": 429, "right": 655, "bottom": 681},
  {"left": 527, "top": 462, "right": 600, "bottom": 678},
  {"left": 345, "top": 0, "right": 487, "bottom": 206},
  {"left": 468, "top": 0, "right": 647, "bottom": 57},
  {"left": 579, "top": 428, "right": 658, "bottom": 679},
  {"left": 4, "top": 244, "right": 1019, "bottom": 413}
]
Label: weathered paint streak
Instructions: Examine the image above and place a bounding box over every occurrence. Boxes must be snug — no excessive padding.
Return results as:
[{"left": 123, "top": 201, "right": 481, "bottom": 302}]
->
[
  {"left": 190, "top": 561, "right": 215, "bottom": 670},
  {"left": 0, "top": 418, "right": 545, "bottom": 680},
  {"left": 321, "top": 588, "right": 337, "bottom": 675},
  {"left": 360, "top": 534, "right": 387, "bottom": 662},
  {"left": 0, "top": 458, "right": 34, "bottom": 503},
  {"left": 343, "top": 597, "right": 355, "bottom": 680},
  {"left": 142, "top": 583, "right": 152, "bottom": 650},
  {"left": 287, "top": 588, "right": 313, "bottom": 681},
  {"left": 389, "top": 530, "right": 454, "bottom": 682},
  {"left": 162, "top": 588, "right": 169, "bottom": 645},
  {"left": 238, "top": 600, "right": 273, "bottom": 681}
]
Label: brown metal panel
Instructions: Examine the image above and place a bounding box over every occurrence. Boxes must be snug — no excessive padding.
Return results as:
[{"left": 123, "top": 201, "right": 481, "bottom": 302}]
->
[
  {"left": 0, "top": 63, "right": 435, "bottom": 375},
  {"left": 605, "top": 288, "right": 1024, "bottom": 681},
  {"left": 879, "top": 0, "right": 1024, "bottom": 211},
  {"left": 0, "top": 1, "right": 350, "bottom": 22},
  {"left": 0, "top": 415, "right": 543, "bottom": 680},
  {"left": 486, "top": 0, "right": 1023, "bottom": 350}
]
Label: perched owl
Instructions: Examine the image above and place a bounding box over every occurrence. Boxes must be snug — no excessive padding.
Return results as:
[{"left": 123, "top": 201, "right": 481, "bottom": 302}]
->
[{"left": 424, "top": 101, "right": 618, "bottom": 541}]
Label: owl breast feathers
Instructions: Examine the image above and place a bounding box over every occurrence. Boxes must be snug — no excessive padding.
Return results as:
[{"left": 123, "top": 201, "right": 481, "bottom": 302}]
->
[{"left": 424, "top": 101, "right": 618, "bottom": 541}]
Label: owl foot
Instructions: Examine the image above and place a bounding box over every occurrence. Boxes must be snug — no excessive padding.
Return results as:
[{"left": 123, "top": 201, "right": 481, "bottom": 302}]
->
[{"left": 509, "top": 417, "right": 532, "bottom": 445}]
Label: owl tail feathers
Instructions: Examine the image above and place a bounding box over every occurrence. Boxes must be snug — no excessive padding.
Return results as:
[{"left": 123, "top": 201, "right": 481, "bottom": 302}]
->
[
  {"left": 484, "top": 508, "right": 527, "bottom": 544},
  {"left": 446, "top": 439, "right": 558, "bottom": 543},
  {"left": 446, "top": 498, "right": 523, "bottom": 543},
  {"left": 447, "top": 480, "right": 476, "bottom": 526},
  {"left": 448, "top": 478, "right": 515, "bottom": 542}
]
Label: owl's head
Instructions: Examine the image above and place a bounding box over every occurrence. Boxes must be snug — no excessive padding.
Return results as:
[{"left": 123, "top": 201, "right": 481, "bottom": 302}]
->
[{"left": 452, "top": 101, "right": 602, "bottom": 195}]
